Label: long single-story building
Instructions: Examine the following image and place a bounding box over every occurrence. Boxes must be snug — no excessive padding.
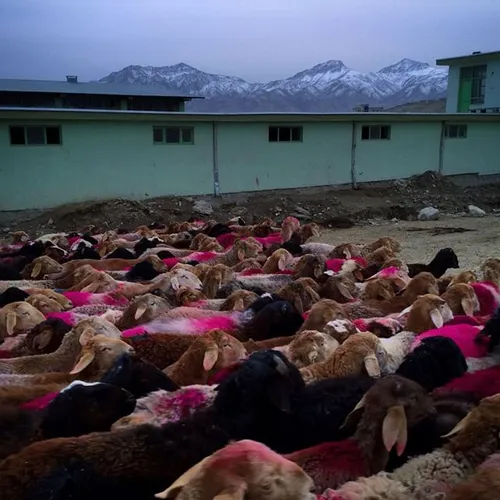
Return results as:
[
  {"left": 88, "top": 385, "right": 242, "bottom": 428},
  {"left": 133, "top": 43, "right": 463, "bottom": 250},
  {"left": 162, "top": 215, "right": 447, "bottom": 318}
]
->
[{"left": 1, "top": 107, "right": 500, "bottom": 210}]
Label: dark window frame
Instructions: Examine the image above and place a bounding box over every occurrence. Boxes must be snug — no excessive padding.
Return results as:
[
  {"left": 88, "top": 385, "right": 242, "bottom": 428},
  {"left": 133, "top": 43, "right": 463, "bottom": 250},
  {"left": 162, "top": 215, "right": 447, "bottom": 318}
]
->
[
  {"left": 153, "top": 126, "right": 194, "bottom": 145},
  {"left": 9, "top": 125, "right": 62, "bottom": 146},
  {"left": 444, "top": 124, "right": 468, "bottom": 139},
  {"left": 361, "top": 125, "right": 391, "bottom": 140},
  {"left": 268, "top": 126, "right": 303, "bottom": 143},
  {"left": 461, "top": 65, "right": 487, "bottom": 105}
]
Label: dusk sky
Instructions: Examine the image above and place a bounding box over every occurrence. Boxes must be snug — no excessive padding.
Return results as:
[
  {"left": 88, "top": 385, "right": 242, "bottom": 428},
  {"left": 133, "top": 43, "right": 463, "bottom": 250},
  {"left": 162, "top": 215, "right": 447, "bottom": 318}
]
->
[{"left": 1, "top": 0, "right": 499, "bottom": 82}]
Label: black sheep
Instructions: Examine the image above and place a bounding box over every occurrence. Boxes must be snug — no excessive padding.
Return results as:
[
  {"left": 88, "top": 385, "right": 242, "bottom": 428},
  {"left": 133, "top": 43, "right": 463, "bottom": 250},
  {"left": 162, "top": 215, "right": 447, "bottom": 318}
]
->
[
  {"left": 133, "top": 237, "right": 163, "bottom": 258},
  {"left": 0, "top": 287, "right": 29, "bottom": 307},
  {"left": 407, "top": 247, "right": 459, "bottom": 278},
  {"left": 0, "top": 263, "right": 23, "bottom": 280},
  {"left": 104, "top": 248, "right": 135, "bottom": 260},
  {"left": 476, "top": 304, "right": 500, "bottom": 352},
  {"left": 125, "top": 261, "right": 161, "bottom": 282},
  {"left": 70, "top": 246, "right": 101, "bottom": 260}
]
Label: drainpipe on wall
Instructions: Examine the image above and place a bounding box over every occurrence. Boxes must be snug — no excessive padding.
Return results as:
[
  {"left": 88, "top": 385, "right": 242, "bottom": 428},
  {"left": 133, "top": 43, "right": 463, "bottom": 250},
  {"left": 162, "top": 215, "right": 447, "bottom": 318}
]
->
[
  {"left": 212, "top": 121, "right": 221, "bottom": 196},
  {"left": 438, "top": 121, "right": 445, "bottom": 175},
  {"left": 350, "top": 121, "right": 358, "bottom": 189}
]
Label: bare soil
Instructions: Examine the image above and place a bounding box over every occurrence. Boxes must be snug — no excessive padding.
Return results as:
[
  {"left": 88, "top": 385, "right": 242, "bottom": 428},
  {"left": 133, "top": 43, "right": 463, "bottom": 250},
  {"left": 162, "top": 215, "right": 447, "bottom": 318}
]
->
[{"left": 1, "top": 172, "right": 500, "bottom": 251}]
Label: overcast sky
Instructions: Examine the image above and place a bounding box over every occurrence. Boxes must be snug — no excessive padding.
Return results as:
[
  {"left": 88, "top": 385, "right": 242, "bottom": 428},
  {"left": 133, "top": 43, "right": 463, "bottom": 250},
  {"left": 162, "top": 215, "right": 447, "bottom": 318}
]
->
[{"left": 1, "top": 0, "right": 499, "bottom": 82}]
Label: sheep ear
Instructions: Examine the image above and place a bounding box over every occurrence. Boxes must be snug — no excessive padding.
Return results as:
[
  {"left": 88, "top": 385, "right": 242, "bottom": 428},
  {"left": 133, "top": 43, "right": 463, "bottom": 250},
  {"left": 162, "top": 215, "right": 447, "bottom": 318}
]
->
[
  {"left": 294, "top": 295, "right": 304, "bottom": 314},
  {"left": 78, "top": 327, "right": 95, "bottom": 347},
  {"left": 6, "top": 312, "right": 17, "bottom": 335},
  {"left": 99, "top": 247, "right": 108, "bottom": 258},
  {"left": 33, "top": 330, "right": 53, "bottom": 350},
  {"left": 364, "top": 354, "right": 381, "bottom": 378},
  {"left": 170, "top": 276, "right": 180, "bottom": 291},
  {"left": 31, "top": 261, "right": 43, "bottom": 278},
  {"left": 203, "top": 345, "right": 219, "bottom": 371},
  {"left": 277, "top": 255, "right": 287, "bottom": 271},
  {"left": 398, "top": 305, "right": 413, "bottom": 317},
  {"left": 134, "top": 304, "right": 148, "bottom": 320},
  {"left": 340, "top": 395, "right": 367, "bottom": 429},
  {"left": 393, "top": 277, "right": 409, "bottom": 290},
  {"left": 237, "top": 248, "right": 245, "bottom": 262},
  {"left": 353, "top": 269, "right": 364, "bottom": 281},
  {"left": 382, "top": 405, "right": 408, "bottom": 456},
  {"left": 430, "top": 308, "right": 444, "bottom": 328},
  {"left": 338, "top": 282, "right": 354, "bottom": 300},
  {"left": 232, "top": 298, "right": 244, "bottom": 311},
  {"left": 314, "top": 266, "right": 323, "bottom": 278},
  {"left": 343, "top": 248, "right": 352, "bottom": 259},
  {"left": 155, "top": 455, "right": 212, "bottom": 498},
  {"left": 380, "top": 288, "right": 393, "bottom": 301},
  {"left": 441, "top": 413, "right": 473, "bottom": 439},
  {"left": 70, "top": 350, "right": 96, "bottom": 374},
  {"left": 461, "top": 298, "right": 474, "bottom": 317},
  {"left": 81, "top": 282, "right": 100, "bottom": 293}
]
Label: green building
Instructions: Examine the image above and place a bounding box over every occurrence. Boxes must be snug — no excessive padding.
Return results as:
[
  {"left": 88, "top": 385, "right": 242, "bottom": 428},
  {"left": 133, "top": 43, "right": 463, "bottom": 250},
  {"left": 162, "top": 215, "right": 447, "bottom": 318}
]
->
[{"left": 1, "top": 74, "right": 499, "bottom": 211}]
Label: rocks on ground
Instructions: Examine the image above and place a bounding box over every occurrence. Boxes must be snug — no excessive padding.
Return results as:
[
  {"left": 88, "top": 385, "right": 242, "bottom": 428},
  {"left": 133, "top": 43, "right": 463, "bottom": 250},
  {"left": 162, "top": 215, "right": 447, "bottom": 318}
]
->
[{"left": 418, "top": 207, "right": 440, "bottom": 221}]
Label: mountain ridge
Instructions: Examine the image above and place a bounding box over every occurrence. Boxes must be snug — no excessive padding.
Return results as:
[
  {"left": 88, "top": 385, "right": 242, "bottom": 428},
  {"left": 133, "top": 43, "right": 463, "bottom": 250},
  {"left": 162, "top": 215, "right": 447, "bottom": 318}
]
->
[{"left": 99, "top": 58, "right": 448, "bottom": 112}]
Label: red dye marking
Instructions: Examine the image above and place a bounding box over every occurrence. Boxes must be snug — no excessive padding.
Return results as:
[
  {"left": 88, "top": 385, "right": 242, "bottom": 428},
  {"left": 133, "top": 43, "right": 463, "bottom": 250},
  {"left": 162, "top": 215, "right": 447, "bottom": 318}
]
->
[
  {"left": 21, "top": 391, "right": 59, "bottom": 410},
  {"left": 436, "top": 365, "right": 500, "bottom": 399},
  {"left": 0, "top": 350, "right": 13, "bottom": 359},
  {"left": 208, "top": 361, "right": 243, "bottom": 385},
  {"left": 162, "top": 257, "right": 179, "bottom": 269},
  {"left": 416, "top": 324, "right": 487, "bottom": 358},
  {"left": 239, "top": 268, "right": 264, "bottom": 276},
  {"left": 67, "top": 236, "right": 80, "bottom": 246},
  {"left": 45, "top": 311, "right": 76, "bottom": 326},
  {"left": 353, "top": 318, "right": 368, "bottom": 332},
  {"left": 189, "top": 251, "right": 218, "bottom": 263},
  {"left": 302, "top": 312, "right": 310, "bottom": 320},
  {"left": 216, "top": 233, "right": 237, "bottom": 249}
]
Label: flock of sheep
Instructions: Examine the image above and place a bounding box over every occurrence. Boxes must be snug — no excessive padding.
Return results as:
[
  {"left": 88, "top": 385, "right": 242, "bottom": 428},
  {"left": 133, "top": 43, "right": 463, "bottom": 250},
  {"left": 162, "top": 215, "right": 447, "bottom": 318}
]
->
[{"left": 0, "top": 215, "right": 499, "bottom": 500}]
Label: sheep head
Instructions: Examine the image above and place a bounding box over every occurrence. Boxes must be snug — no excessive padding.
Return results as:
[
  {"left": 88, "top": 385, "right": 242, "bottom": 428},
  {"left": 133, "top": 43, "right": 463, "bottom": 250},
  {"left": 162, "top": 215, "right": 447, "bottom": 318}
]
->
[
  {"left": 221, "top": 290, "right": 259, "bottom": 312},
  {"left": 287, "top": 330, "right": 339, "bottom": 368},
  {"left": 324, "top": 319, "right": 360, "bottom": 344},
  {"left": 399, "top": 271, "right": 439, "bottom": 299},
  {"left": 447, "top": 270, "right": 478, "bottom": 289},
  {"left": 365, "top": 266, "right": 410, "bottom": 290},
  {"left": 200, "top": 330, "right": 247, "bottom": 373},
  {"left": 70, "top": 330, "right": 135, "bottom": 375},
  {"left": 232, "top": 239, "right": 262, "bottom": 262},
  {"left": 0, "top": 301, "right": 46, "bottom": 339},
  {"left": 363, "top": 237, "right": 401, "bottom": 256},
  {"left": 299, "top": 299, "right": 346, "bottom": 332},
  {"left": 402, "top": 294, "right": 454, "bottom": 333},
  {"left": 175, "top": 287, "right": 207, "bottom": 306},
  {"left": 294, "top": 254, "right": 327, "bottom": 280},
  {"left": 26, "top": 318, "right": 71, "bottom": 354},
  {"left": 27, "top": 293, "right": 66, "bottom": 314},
  {"left": 277, "top": 281, "right": 320, "bottom": 314},
  {"left": 74, "top": 316, "right": 122, "bottom": 339},
  {"left": 154, "top": 268, "right": 202, "bottom": 293},
  {"left": 280, "top": 216, "right": 301, "bottom": 242},
  {"left": 263, "top": 249, "right": 294, "bottom": 273},
  {"left": 155, "top": 440, "right": 315, "bottom": 500},
  {"left": 328, "top": 243, "right": 362, "bottom": 260},
  {"left": 442, "top": 283, "right": 480, "bottom": 317},
  {"left": 442, "top": 394, "right": 500, "bottom": 455},
  {"left": 365, "top": 246, "right": 396, "bottom": 267},
  {"left": 10, "top": 231, "right": 29, "bottom": 244},
  {"left": 481, "top": 258, "right": 500, "bottom": 285},
  {"left": 361, "top": 278, "right": 397, "bottom": 301},
  {"left": 26, "top": 256, "right": 63, "bottom": 279},
  {"left": 319, "top": 275, "right": 357, "bottom": 303},
  {"left": 129, "top": 293, "right": 171, "bottom": 321},
  {"left": 202, "top": 264, "right": 234, "bottom": 299},
  {"left": 342, "top": 375, "right": 434, "bottom": 459},
  {"left": 32, "top": 289, "right": 73, "bottom": 310}
]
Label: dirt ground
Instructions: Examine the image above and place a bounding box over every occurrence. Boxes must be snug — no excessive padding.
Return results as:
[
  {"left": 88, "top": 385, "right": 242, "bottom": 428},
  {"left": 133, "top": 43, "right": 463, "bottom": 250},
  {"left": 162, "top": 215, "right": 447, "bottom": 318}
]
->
[
  {"left": 1, "top": 172, "right": 500, "bottom": 239},
  {"left": 320, "top": 215, "right": 500, "bottom": 274}
]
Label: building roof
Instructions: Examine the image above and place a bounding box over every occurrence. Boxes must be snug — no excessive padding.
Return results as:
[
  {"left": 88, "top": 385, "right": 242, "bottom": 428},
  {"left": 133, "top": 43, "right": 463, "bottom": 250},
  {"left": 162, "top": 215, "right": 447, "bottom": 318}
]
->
[
  {"left": 1, "top": 107, "right": 499, "bottom": 123},
  {"left": 436, "top": 50, "right": 500, "bottom": 66},
  {"left": 0, "top": 78, "right": 203, "bottom": 100}
]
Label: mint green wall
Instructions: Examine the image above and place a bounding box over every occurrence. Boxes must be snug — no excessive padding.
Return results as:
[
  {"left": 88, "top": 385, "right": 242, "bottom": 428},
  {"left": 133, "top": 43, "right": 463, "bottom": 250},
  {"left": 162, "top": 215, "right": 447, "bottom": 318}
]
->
[
  {"left": 355, "top": 122, "right": 441, "bottom": 182},
  {"left": 446, "top": 66, "right": 460, "bottom": 113},
  {"left": 216, "top": 122, "right": 352, "bottom": 193},
  {"left": 442, "top": 122, "right": 500, "bottom": 175},
  {"left": 0, "top": 120, "right": 214, "bottom": 210}
]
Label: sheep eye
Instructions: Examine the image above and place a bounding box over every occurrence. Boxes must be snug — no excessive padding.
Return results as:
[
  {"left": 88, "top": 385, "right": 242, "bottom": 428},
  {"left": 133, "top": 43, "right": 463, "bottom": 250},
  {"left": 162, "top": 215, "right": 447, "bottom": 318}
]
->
[
  {"left": 101, "top": 347, "right": 112, "bottom": 352},
  {"left": 223, "top": 344, "right": 231, "bottom": 348}
]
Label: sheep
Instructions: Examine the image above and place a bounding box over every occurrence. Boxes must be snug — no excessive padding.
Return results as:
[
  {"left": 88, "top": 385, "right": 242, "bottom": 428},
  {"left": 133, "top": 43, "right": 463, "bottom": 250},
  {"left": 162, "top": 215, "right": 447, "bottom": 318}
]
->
[
  {"left": 364, "top": 246, "right": 396, "bottom": 267},
  {"left": 111, "top": 384, "right": 217, "bottom": 430},
  {"left": 299, "top": 332, "right": 385, "bottom": 384},
  {"left": 0, "top": 263, "right": 23, "bottom": 280},
  {"left": 481, "top": 257, "right": 500, "bottom": 285},
  {"left": 262, "top": 248, "right": 295, "bottom": 273},
  {"left": 319, "top": 275, "right": 358, "bottom": 302},
  {"left": 441, "top": 283, "right": 480, "bottom": 317},
  {"left": 276, "top": 280, "right": 320, "bottom": 314},
  {"left": 0, "top": 317, "right": 121, "bottom": 375},
  {"left": 323, "top": 319, "right": 361, "bottom": 344},
  {"left": 395, "top": 336, "right": 468, "bottom": 391},
  {"left": 0, "top": 350, "right": 304, "bottom": 500},
  {"left": 183, "top": 239, "right": 261, "bottom": 267},
  {"left": 25, "top": 289, "right": 73, "bottom": 310},
  {"left": 26, "top": 293, "right": 66, "bottom": 314},
  {"left": 13, "top": 318, "right": 72, "bottom": 356},
  {"left": 0, "top": 287, "right": 29, "bottom": 307},
  {"left": 164, "top": 329, "right": 247, "bottom": 386},
  {"left": 154, "top": 440, "right": 316, "bottom": 500},
  {"left": 298, "top": 299, "right": 347, "bottom": 333},
  {"left": 21, "top": 256, "right": 62, "bottom": 279},
  {"left": 401, "top": 294, "right": 455, "bottom": 334},
  {"left": 359, "top": 278, "right": 398, "bottom": 301},
  {"left": 202, "top": 264, "right": 234, "bottom": 299},
  {"left": 0, "top": 302, "right": 46, "bottom": 343},
  {"left": 476, "top": 302, "right": 500, "bottom": 352},
  {"left": 115, "top": 293, "right": 172, "bottom": 330},
  {"left": 0, "top": 382, "right": 136, "bottom": 460},
  {"left": 284, "top": 375, "right": 434, "bottom": 493},
  {"left": 294, "top": 254, "right": 327, "bottom": 280},
  {"left": 282, "top": 330, "right": 339, "bottom": 368},
  {"left": 407, "top": 247, "right": 459, "bottom": 278},
  {"left": 125, "top": 260, "right": 163, "bottom": 282},
  {"left": 328, "top": 243, "right": 363, "bottom": 260},
  {"left": 361, "top": 237, "right": 401, "bottom": 256},
  {"left": 189, "top": 233, "right": 224, "bottom": 252}
]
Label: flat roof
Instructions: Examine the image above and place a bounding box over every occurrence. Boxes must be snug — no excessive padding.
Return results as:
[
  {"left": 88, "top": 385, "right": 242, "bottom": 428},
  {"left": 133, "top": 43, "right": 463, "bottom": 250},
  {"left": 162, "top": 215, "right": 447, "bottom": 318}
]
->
[
  {"left": 436, "top": 50, "right": 500, "bottom": 66},
  {"left": 0, "top": 78, "right": 203, "bottom": 100},
  {"left": 1, "top": 107, "right": 499, "bottom": 123}
]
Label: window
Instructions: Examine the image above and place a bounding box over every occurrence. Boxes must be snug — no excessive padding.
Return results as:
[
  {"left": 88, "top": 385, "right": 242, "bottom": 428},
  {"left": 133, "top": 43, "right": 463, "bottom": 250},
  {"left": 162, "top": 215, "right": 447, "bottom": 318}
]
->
[
  {"left": 444, "top": 124, "right": 467, "bottom": 139},
  {"left": 361, "top": 125, "right": 391, "bottom": 140},
  {"left": 460, "top": 65, "right": 487, "bottom": 105},
  {"left": 9, "top": 126, "right": 62, "bottom": 146},
  {"left": 268, "top": 126, "right": 303, "bottom": 142},
  {"left": 153, "top": 126, "right": 194, "bottom": 144}
]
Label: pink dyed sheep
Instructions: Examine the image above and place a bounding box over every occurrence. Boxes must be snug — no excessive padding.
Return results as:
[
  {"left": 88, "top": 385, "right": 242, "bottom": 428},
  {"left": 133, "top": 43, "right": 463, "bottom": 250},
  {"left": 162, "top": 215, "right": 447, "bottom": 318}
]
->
[
  {"left": 471, "top": 281, "right": 500, "bottom": 316},
  {"left": 61, "top": 291, "right": 129, "bottom": 308},
  {"left": 434, "top": 365, "right": 500, "bottom": 399},
  {"left": 326, "top": 258, "right": 368, "bottom": 273}
]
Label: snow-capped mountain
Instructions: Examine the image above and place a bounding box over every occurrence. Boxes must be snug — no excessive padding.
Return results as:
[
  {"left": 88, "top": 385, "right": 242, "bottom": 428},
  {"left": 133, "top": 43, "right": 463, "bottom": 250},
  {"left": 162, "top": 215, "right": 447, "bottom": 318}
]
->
[{"left": 99, "top": 58, "right": 448, "bottom": 112}]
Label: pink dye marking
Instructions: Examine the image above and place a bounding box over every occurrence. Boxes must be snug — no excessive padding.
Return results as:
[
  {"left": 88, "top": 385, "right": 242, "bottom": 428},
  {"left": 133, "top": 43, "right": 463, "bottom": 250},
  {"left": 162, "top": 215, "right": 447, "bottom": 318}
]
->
[
  {"left": 21, "top": 391, "right": 59, "bottom": 410},
  {"left": 188, "top": 251, "right": 218, "bottom": 263},
  {"left": 208, "top": 361, "right": 243, "bottom": 385},
  {"left": 239, "top": 268, "right": 264, "bottom": 276},
  {"left": 192, "top": 315, "right": 238, "bottom": 332},
  {"left": 472, "top": 282, "right": 500, "bottom": 316},
  {"left": 445, "top": 315, "right": 482, "bottom": 327},
  {"left": 45, "top": 311, "right": 76, "bottom": 326},
  {"left": 302, "top": 312, "right": 309, "bottom": 320},
  {"left": 0, "top": 350, "right": 13, "bottom": 359},
  {"left": 217, "top": 233, "right": 237, "bottom": 249},
  {"left": 101, "top": 293, "right": 129, "bottom": 306},
  {"left": 62, "top": 291, "right": 92, "bottom": 307},
  {"left": 326, "top": 259, "right": 344, "bottom": 272},
  {"left": 275, "top": 269, "right": 294, "bottom": 275},
  {"left": 416, "top": 324, "right": 487, "bottom": 358},
  {"left": 67, "top": 236, "right": 80, "bottom": 246},
  {"left": 121, "top": 326, "right": 148, "bottom": 338},
  {"left": 436, "top": 365, "right": 500, "bottom": 399},
  {"left": 162, "top": 257, "right": 180, "bottom": 269},
  {"left": 251, "top": 234, "right": 282, "bottom": 247},
  {"left": 353, "top": 318, "right": 369, "bottom": 332}
]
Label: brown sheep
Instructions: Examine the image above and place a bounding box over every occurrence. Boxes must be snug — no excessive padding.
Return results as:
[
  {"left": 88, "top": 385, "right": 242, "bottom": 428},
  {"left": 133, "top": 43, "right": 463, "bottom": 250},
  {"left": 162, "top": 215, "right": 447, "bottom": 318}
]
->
[
  {"left": 361, "top": 237, "right": 401, "bottom": 256},
  {"left": 189, "top": 233, "right": 224, "bottom": 252},
  {"left": 202, "top": 264, "right": 234, "bottom": 299},
  {"left": 263, "top": 249, "right": 295, "bottom": 274},
  {"left": 21, "top": 256, "right": 63, "bottom": 279},
  {"left": 360, "top": 278, "right": 397, "bottom": 301},
  {"left": 116, "top": 293, "right": 172, "bottom": 330},
  {"left": 26, "top": 294, "right": 66, "bottom": 315},
  {"left": 364, "top": 246, "right": 396, "bottom": 267},
  {"left": 285, "top": 330, "right": 339, "bottom": 368},
  {"left": 164, "top": 329, "right": 247, "bottom": 386},
  {"left": 481, "top": 257, "right": 500, "bottom": 285},
  {"left": 25, "top": 289, "right": 73, "bottom": 310},
  {"left": 276, "top": 281, "right": 320, "bottom": 314},
  {"left": 174, "top": 287, "right": 208, "bottom": 306},
  {"left": 441, "top": 283, "right": 480, "bottom": 317},
  {"left": 298, "top": 299, "right": 347, "bottom": 333},
  {"left": 328, "top": 243, "right": 362, "bottom": 260},
  {"left": 294, "top": 254, "right": 327, "bottom": 280},
  {"left": 319, "top": 275, "right": 358, "bottom": 303},
  {"left": 403, "top": 294, "right": 455, "bottom": 333},
  {"left": 220, "top": 290, "right": 258, "bottom": 312},
  {"left": 0, "top": 302, "right": 46, "bottom": 343},
  {"left": 323, "top": 318, "right": 360, "bottom": 344}
]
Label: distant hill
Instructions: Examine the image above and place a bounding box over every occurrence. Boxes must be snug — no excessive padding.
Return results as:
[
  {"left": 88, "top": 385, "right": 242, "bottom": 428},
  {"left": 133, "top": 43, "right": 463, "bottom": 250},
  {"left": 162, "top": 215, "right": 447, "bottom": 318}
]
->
[
  {"left": 386, "top": 98, "right": 446, "bottom": 113},
  {"left": 99, "top": 58, "right": 448, "bottom": 112}
]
